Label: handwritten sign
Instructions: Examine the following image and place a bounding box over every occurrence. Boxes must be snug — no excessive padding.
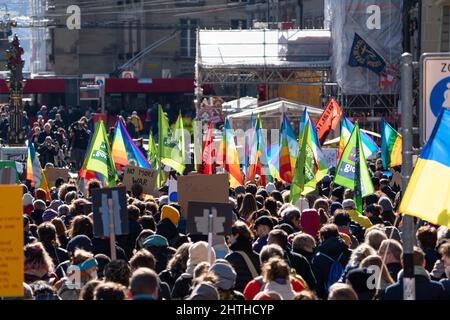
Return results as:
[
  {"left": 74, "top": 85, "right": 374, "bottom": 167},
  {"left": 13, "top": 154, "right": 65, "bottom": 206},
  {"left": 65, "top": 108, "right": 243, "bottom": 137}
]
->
[
  {"left": 45, "top": 168, "right": 70, "bottom": 187},
  {"left": 123, "top": 165, "right": 157, "bottom": 195},
  {"left": 178, "top": 173, "right": 229, "bottom": 217},
  {"left": 0, "top": 185, "right": 24, "bottom": 297}
]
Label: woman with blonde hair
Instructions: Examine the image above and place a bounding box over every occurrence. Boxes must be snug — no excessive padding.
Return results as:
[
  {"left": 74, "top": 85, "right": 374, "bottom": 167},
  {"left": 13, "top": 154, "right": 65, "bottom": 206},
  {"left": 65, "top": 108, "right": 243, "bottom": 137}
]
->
[
  {"left": 261, "top": 257, "right": 295, "bottom": 300},
  {"left": 340, "top": 243, "right": 377, "bottom": 283}
]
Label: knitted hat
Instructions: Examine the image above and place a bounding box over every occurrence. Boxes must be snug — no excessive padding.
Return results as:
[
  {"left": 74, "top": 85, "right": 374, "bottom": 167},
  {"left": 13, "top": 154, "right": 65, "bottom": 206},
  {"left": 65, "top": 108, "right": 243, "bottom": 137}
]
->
[
  {"left": 378, "top": 197, "right": 394, "bottom": 212},
  {"left": 254, "top": 216, "right": 274, "bottom": 230},
  {"left": 187, "top": 241, "right": 216, "bottom": 271},
  {"left": 23, "top": 193, "right": 34, "bottom": 207},
  {"left": 342, "top": 199, "right": 356, "bottom": 210},
  {"left": 187, "top": 282, "right": 219, "bottom": 300},
  {"left": 330, "top": 202, "right": 343, "bottom": 216},
  {"left": 300, "top": 209, "right": 321, "bottom": 238},
  {"left": 42, "top": 209, "right": 58, "bottom": 222},
  {"left": 210, "top": 262, "right": 237, "bottom": 290},
  {"left": 143, "top": 234, "right": 169, "bottom": 248},
  {"left": 67, "top": 235, "right": 93, "bottom": 255},
  {"left": 161, "top": 205, "right": 180, "bottom": 226}
]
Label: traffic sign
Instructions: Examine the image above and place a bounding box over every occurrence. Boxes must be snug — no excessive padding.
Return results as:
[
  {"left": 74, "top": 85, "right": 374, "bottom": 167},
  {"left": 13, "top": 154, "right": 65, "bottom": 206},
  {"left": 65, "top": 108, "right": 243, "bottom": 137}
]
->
[{"left": 420, "top": 53, "right": 450, "bottom": 144}]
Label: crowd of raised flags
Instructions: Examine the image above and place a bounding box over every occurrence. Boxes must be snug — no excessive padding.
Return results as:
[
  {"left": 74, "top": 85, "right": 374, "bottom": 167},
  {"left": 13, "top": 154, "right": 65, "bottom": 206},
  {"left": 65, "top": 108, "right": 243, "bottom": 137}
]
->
[{"left": 24, "top": 98, "right": 450, "bottom": 230}]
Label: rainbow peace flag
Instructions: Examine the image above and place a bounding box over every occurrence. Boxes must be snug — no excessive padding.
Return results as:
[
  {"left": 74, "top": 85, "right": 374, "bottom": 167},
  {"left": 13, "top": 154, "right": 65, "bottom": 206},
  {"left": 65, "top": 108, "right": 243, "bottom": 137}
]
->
[
  {"left": 112, "top": 118, "right": 151, "bottom": 169},
  {"left": 338, "top": 117, "right": 379, "bottom": 160}
]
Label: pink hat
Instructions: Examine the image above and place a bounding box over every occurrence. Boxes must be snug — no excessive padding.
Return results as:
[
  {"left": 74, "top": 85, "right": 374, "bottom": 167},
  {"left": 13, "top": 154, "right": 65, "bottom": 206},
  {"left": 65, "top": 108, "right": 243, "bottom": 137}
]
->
[{"left": 300, "top": 209, "right": 321, "bottom": 238}]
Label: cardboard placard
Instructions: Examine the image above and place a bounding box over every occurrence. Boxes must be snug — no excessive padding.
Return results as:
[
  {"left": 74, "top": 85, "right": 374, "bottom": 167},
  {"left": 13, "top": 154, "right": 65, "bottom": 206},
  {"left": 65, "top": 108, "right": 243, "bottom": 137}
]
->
[
  {"left": 187, "top": 202, "right": 233, "bottom": 236},
  {"left": 0, "top": 185, "right": 24, "bottom": 297},
  {"left": 322, "top": 148, "right": 338, "bottom": 169},
  {"left": 123, "top": 165, "right": 157, "bottom": 195},
  {"left": 45, "top": 168, "right": 70, "bottom": 187},
  {"left": 177, "top": 173, "right": 229, "bottom": 217},
  {"left": 0, "top": 167, "right": 16, "bottom": 185}
]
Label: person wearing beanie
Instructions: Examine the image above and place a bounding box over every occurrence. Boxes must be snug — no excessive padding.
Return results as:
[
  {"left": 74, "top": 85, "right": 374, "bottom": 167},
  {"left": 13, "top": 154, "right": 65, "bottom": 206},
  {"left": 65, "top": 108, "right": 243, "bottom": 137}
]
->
[
  {"left": 342, "top": 199, "right": 372, "bottom": 229},
  {"left": 54, "top": 234, "right": 95, "bottom": 279},
  {"left": 42, "top": 209, "right": 59, "bottom": 222},
  {"left": 252, "top": 216, "right": 274, "bottom": 253},
  {"left": 172, "top": 241, "right": 216, "bottom": 299},
  {"left": 378, "top": 197, "right": 397, "bottom": 226},
  {"left": 300, "top": 209, "right": 321, "bottom": 239},
  {"left": 31, "top": 199, "right": 46, "bottom": 225},
  {"left": 210, "top": 261, "right": 244, "bottom": 300},
  {"left": 265, "top": 183, "right": 276, "bottom": 194},
  {"left": 329, "top": 202, "right": 343, "bottom": 216},
  {"left": 161, "top": 205, "right": 180, "bottom": 226},
  {"left": 156, "top": 205, "right": 189, "bottom": 249},
  {"left": 187, "top": 282, "right": 219, "bottom": 300},
  {"left": 142, "top": 234, "right": 176, "bottom": 274},
  {"left": 23, "top": 193, "right": 35, "bottom": 216}
]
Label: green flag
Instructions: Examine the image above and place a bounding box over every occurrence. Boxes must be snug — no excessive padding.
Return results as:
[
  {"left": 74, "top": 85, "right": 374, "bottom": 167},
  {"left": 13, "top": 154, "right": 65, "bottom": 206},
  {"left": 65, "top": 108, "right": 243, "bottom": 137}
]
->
[
  {"left": 290, "top": 122, "right": 316, "bottom": 204},
  {"left": 334, "top": 122, "right": 374, "bottom": 213},
  {"left": 158, "top": 106, "right": 185, "bottom": 175},
  {"left": 83, "top": 119, "right": 118, "bottom": 187},
  {"left": 147, "top": 132, "right": 158, "bottom": 169}
]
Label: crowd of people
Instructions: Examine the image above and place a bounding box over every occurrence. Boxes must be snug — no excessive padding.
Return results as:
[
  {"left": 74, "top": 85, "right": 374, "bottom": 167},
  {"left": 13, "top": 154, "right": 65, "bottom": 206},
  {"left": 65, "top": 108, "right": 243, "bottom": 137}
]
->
[
  {"left": 1, "top": 102, "right": 449, "bottom": 301},
  {"left": 13, "top": 147, "right": 450, "bottom": 300}
]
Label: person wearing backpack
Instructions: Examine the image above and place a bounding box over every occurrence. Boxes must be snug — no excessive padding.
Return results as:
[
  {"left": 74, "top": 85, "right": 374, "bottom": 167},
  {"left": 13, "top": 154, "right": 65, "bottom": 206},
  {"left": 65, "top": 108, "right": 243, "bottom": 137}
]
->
[
  {"left": 312, "top": 224, "right": 351, "bottom": 299},
  {"left": 225, "top": 221, "right": 261, "bottom": 292}
]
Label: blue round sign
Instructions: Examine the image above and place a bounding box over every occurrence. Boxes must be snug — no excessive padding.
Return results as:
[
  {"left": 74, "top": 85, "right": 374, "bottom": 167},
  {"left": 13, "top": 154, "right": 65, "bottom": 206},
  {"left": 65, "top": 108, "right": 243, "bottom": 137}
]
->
[
  {"left": 169, "top": 191, "right": 178, "bottom": 202},
  {"left": 430, "top": 76, "right": 450, "bottom": 117}
]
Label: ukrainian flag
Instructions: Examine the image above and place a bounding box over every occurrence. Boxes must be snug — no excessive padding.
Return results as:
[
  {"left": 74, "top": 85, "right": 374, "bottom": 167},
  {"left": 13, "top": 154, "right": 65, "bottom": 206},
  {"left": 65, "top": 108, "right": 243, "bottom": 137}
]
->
[{"left": 399, "top": 108, "right": 450, "bottom": 228}]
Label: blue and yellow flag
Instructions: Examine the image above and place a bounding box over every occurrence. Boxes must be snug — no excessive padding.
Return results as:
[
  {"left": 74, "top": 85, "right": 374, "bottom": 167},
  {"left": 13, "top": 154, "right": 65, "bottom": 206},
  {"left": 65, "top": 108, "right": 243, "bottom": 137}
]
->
[{"left": 399, "top": 109, "right": 450, "bottom": 227}]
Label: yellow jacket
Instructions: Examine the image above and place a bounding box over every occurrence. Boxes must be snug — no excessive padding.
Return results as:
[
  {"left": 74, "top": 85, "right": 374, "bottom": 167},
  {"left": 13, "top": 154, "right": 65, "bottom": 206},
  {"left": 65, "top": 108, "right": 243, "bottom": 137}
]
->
[{"left": 347, "top": 209, "right": 373, "bottom": 229}]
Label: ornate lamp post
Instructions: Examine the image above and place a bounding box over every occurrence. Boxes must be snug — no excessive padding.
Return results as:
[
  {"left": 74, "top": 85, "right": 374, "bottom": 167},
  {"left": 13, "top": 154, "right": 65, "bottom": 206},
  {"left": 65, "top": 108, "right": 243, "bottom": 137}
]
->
[{"left": 5, "top": 34, "right": 26, "bottom": 145}]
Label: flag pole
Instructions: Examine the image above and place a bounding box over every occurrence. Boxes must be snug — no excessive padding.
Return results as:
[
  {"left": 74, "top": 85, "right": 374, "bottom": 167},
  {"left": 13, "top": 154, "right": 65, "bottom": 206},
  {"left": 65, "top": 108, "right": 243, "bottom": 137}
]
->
[{"left": 400, "top": 52, "right": 415, "bottom": 300}]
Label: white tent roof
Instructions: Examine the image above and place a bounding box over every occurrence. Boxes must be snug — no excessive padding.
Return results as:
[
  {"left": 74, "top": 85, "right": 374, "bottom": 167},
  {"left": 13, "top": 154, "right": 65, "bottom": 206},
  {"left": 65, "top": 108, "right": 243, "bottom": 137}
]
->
[
  {"left": 222, "top": 96, "right": 258, "bottom": 112},
  {"left": 198, "top": 29, "right": 331, "bottom": 69},
  {"left": 228, "top": 99, "right": 323, "bottom": 120}
]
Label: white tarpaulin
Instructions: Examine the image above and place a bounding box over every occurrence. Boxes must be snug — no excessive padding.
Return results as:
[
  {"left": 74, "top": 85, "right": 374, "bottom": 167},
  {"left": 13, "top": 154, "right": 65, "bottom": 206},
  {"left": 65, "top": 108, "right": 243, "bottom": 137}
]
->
[
  {"left": 330, "top": 0, "right": 403, "bottom": 94},
  {"left": 198, "top": 29, "right": 331, "bottom": 69}
]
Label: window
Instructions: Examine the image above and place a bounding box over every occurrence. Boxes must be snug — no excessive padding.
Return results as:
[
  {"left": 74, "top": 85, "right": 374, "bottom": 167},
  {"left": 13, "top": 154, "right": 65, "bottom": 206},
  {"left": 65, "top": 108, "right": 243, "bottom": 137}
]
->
[
  {"left": 180, "top": 19, "right": 198, "bottom": 58},
  {"left": 231, "top": 19, "right": 247, "bottom": 29}
]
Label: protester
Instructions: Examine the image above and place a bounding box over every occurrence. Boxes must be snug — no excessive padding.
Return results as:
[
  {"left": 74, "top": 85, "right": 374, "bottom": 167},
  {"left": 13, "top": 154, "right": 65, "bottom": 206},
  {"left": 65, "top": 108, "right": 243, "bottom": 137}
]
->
[{"left": 383, "top": 247, "right": 447, "bottom": 300}]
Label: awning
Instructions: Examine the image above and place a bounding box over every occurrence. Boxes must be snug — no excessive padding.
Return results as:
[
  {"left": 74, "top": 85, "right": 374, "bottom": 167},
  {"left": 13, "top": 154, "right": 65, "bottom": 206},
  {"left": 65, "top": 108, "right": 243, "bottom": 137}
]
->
[
  {"left": 0, "top": 79, "right": 66, "bottom": 94},
  {"left": 105, "top": 78, "right": 194, "bottom": 93}
]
